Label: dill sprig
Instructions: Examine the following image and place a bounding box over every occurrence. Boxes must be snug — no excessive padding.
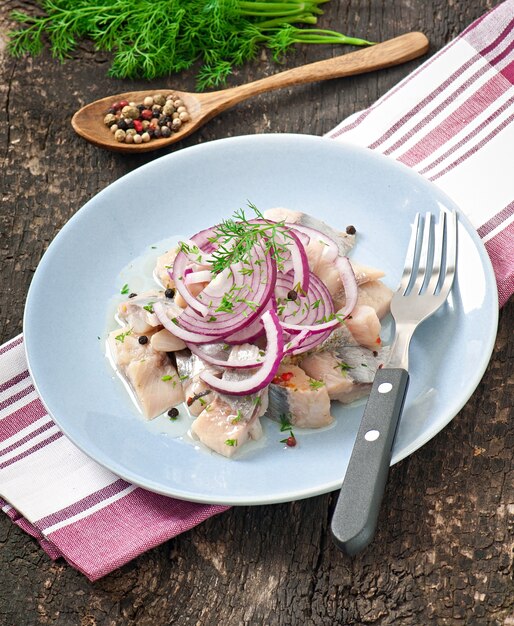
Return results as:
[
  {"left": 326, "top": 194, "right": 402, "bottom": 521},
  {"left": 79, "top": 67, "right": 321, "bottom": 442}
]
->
[
  {"left": 209, "top": 203, "right": 292, "bottom": 274},
  {"left": 7, "top": 0, "right": 374, "bottom": 90}
]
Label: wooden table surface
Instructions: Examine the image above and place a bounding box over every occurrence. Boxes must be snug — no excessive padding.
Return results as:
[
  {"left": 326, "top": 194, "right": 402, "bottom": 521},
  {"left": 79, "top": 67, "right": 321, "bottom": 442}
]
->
[{"left": 1, "top": 1, "right": 513, "bottom": 624}]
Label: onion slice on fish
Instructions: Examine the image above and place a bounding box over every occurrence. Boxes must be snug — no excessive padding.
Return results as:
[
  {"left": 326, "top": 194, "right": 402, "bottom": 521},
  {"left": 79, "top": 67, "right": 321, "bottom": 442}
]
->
[
  {"left": 199, "top": 310, "right": 284, "bottom": 395},
  {"left": 224, "top": 296, "right": 275, "bottom": 345},
  {"left": 172, "top": 249, "right": 210, "bottom": 316},
  {"left": 187, "top": 342, "right": 264, "bottom": 369},
  {"left": 286, "top": 223, "right": 339, "bottom": 262},
  {"left": 335, "top": 256, "right": 358, "bottom": 318},
  {"left": 184, "top": 269, "right": 212, "bottom": 284},
  {"left": 177, "top": 242, "right": 276, "bottom": 338},
  {"left": 249, "top": 219, "right": 310, "bottom": 293},
  {"left": 153, "top": 301, "right": 214, "bottom": 343}
]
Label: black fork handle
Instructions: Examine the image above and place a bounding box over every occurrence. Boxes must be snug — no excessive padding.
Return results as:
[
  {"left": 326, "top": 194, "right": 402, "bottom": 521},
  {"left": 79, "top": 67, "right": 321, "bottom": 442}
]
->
[{"left": 330, "top": 367, "right": 409, "bottom": 555}]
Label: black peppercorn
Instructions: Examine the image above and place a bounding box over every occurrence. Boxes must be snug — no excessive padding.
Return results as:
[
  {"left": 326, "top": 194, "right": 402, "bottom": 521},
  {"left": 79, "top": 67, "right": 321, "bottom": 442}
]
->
[
  {"left": 287, "top": 289, "right": 298, "bottom": 301},
  {"left": 168, "top": 407, "right": 179, "bottom": 418},
  {"left": 165, "top": 288, "right": 175, "bottom": 298},
  {"left": 346, "top": 225, "right": 356, "bottom": 235},
  {"left": 117, "top": 119, "right": 128, "bottom": 130},
  {"left": 128, "top": 293, "right": 137, "bottom": 298},
  {"left": 138, "top": 335, "right": 148, "bottom": 345}
]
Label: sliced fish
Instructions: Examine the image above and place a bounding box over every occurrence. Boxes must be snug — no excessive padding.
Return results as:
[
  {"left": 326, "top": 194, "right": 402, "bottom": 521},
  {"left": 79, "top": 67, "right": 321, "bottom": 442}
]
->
[
  {"left": 190, "top": 367, "right": 268, "bottom": 458},
  {"left": 267, "top": 363, "right": 333, "bottom": 429},
  {"left": 107, "top": 328, "right": 184, "bottom": 419},
  {"left": 300, "top": 345, "right": 390, "bottom": 405},
  {"left": 345, "top": 305, "right": 382, "bottom": 350},
  {"left": 175, "top": 351, "right": 218, "bottom": 416},
  {"left": 116, "top": 290, "right": 180, "bottom": 334}
]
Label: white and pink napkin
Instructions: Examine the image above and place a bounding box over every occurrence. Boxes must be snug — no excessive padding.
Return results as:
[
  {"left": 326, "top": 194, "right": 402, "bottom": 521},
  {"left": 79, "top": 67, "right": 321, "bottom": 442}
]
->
[{"left": 1, "top": 0, "right": 512, "bottom": 580}]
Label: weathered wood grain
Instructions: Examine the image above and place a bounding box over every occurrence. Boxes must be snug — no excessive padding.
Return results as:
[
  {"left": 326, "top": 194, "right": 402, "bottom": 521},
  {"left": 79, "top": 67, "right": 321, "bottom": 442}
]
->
[{"left": 1, "top": 1, "right": 512, "bottom": 624}]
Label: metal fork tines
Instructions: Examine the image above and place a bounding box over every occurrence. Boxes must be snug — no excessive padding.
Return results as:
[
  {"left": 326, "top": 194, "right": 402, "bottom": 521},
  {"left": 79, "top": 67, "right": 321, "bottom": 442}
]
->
[{"left": 388, "top": 209, "right": 458, "bottom": 370}]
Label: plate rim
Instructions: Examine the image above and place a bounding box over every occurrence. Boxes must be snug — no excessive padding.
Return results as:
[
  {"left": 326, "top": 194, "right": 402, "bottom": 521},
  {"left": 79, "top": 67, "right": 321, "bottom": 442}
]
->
[{"left": 23, "top": 133, "right": 499, "bottom": 505}]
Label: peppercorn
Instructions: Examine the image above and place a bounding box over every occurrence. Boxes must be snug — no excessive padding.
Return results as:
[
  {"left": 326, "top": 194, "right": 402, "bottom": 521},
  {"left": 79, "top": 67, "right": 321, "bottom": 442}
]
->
[
  {"left": 104, "top": 93, "right": 190, "bottom": 145},
  {"left": 168, "top": 407, "right": 179, "bottom": 419},
  {"left": 138, "top": 335, "right": 148, "bottom": 345},
  {"left": 123, "top": 106, "right": 140, "bottom": 120},
  {"left": 346, "top": 225, "right": 356, "bottom": 235},
  {"left": 287, "top": 289, "right": 298, "bottom": 300},
  {"left": 104, "top": 113, "right": 117, "bottom": 127},
  {"left": 165, "top": 288, "right": 175, "bottom": 298},
  {"left": 285, "top": 435, "right": 297, "bottom": 447},
  {"left": 129, "top": 293, "right": 137, "bottom": 298}
]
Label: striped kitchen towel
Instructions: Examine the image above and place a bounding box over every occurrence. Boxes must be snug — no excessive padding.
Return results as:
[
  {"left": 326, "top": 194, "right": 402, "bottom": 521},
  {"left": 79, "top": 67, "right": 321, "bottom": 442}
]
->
[
  {"left": 328, "top": 0, "right": 514, "bottom": 306},
  {"left": 0, "top": 336, "right": 229, "bottom": 581},
  {"left": 1, "top": 1, "right": 513, "bottom": 582}
]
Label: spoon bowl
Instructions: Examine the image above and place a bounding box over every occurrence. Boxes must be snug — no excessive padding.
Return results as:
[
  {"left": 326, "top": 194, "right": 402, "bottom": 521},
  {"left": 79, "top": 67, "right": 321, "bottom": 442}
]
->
[{"left": 71, "top": 32, "right": 429, "bottom": 153}]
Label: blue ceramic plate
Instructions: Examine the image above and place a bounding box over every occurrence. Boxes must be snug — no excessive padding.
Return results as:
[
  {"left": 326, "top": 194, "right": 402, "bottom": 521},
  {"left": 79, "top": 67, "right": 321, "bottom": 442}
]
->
[{"left": 24, "top": 134, "right": 498, "bottom": 505}]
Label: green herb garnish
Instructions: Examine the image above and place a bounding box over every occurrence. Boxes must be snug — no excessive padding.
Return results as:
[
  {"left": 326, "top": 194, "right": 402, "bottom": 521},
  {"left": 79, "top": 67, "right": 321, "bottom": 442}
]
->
[
  {"left": 143, "top": 302, "right": 155, "bottom": 313},
  {"left": 309, "top": 379, "right": 325, "bottom": 390},
  {"left": 8, "top": 2, "right": 373, "bottom": 90},
  {"left": 120, "top": 283, "right": 130, "bottom": 295},
  {"left": 231, "top": 410, "right": 243, "bottom": 425},
  {"left": 334, "top": 361, "right": 354, "bottom": 375},
  {"left": 115, "top": 329, "right": 132, "bottom": 343},
  {"left": 225, "top": 439, "right": 238, "bottom": 447}
]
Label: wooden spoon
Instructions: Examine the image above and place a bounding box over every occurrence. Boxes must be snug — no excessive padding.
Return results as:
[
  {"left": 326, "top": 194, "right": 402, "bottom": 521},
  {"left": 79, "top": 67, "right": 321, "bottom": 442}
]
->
[{"left": 71, "top": 32, "right": 428, "bottom": 153}]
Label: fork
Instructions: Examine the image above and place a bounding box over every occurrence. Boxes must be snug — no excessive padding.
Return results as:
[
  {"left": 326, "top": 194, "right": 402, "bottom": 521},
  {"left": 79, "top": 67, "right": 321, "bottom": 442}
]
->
[{"left": 330, "top": 209, "right": 458, "bottom": 556}]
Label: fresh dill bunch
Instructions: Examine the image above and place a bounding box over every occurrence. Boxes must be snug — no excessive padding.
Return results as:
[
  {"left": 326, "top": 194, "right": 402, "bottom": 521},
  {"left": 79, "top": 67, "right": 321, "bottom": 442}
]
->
[{"left": 8, "top": 0, "right": 374, "bottom": 89}]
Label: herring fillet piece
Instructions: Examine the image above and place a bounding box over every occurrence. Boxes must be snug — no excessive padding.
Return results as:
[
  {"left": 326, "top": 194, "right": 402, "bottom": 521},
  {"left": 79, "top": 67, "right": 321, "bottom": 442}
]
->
[
  {"left": 267, "top": 363, "right": 333, "bottom": 429},
  {"left": 300, "top": 345, "right": 390, "bottom": 405},
  {"left": 107, "top": 329, "right": 184, "bottom": 419},
  {"left": 190, "top": 366, "right": 268, "bottom": 458},
  {"left": 263, "top": 207, "right": 355, "bottom": 257},
  {"left": 175, "top": 351, "right": 217, "bottom": 416}
]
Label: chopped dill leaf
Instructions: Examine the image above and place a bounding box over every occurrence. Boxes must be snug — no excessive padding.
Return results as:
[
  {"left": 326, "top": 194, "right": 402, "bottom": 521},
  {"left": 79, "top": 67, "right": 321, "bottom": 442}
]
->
[{"left": 115, "top": 329, "right": 132, "bottom": 343}]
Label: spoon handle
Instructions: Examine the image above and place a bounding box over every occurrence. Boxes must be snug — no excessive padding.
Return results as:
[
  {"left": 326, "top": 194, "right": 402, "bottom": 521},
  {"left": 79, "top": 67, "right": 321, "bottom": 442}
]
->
[{"left": 203, "top": 32, "right": 429, "bottom": 110}]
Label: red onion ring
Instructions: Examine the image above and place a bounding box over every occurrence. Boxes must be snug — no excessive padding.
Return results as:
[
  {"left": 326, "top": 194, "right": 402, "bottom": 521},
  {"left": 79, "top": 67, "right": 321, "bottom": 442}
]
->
[
  {"left": 199, "top": 310, "right": 284, "bottom": 396},
  {"left": 187, "top": 342, "right": 264, "bottom": 369}
]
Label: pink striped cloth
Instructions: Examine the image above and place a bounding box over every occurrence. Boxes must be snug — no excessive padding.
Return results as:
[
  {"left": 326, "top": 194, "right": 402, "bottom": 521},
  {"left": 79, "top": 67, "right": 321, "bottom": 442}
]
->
[
  {"left": 328, "top": 0, "right": 514, "bottom": 306},
  {"left": 1, "top": 1, "right": 513, "bottom": 582}
]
